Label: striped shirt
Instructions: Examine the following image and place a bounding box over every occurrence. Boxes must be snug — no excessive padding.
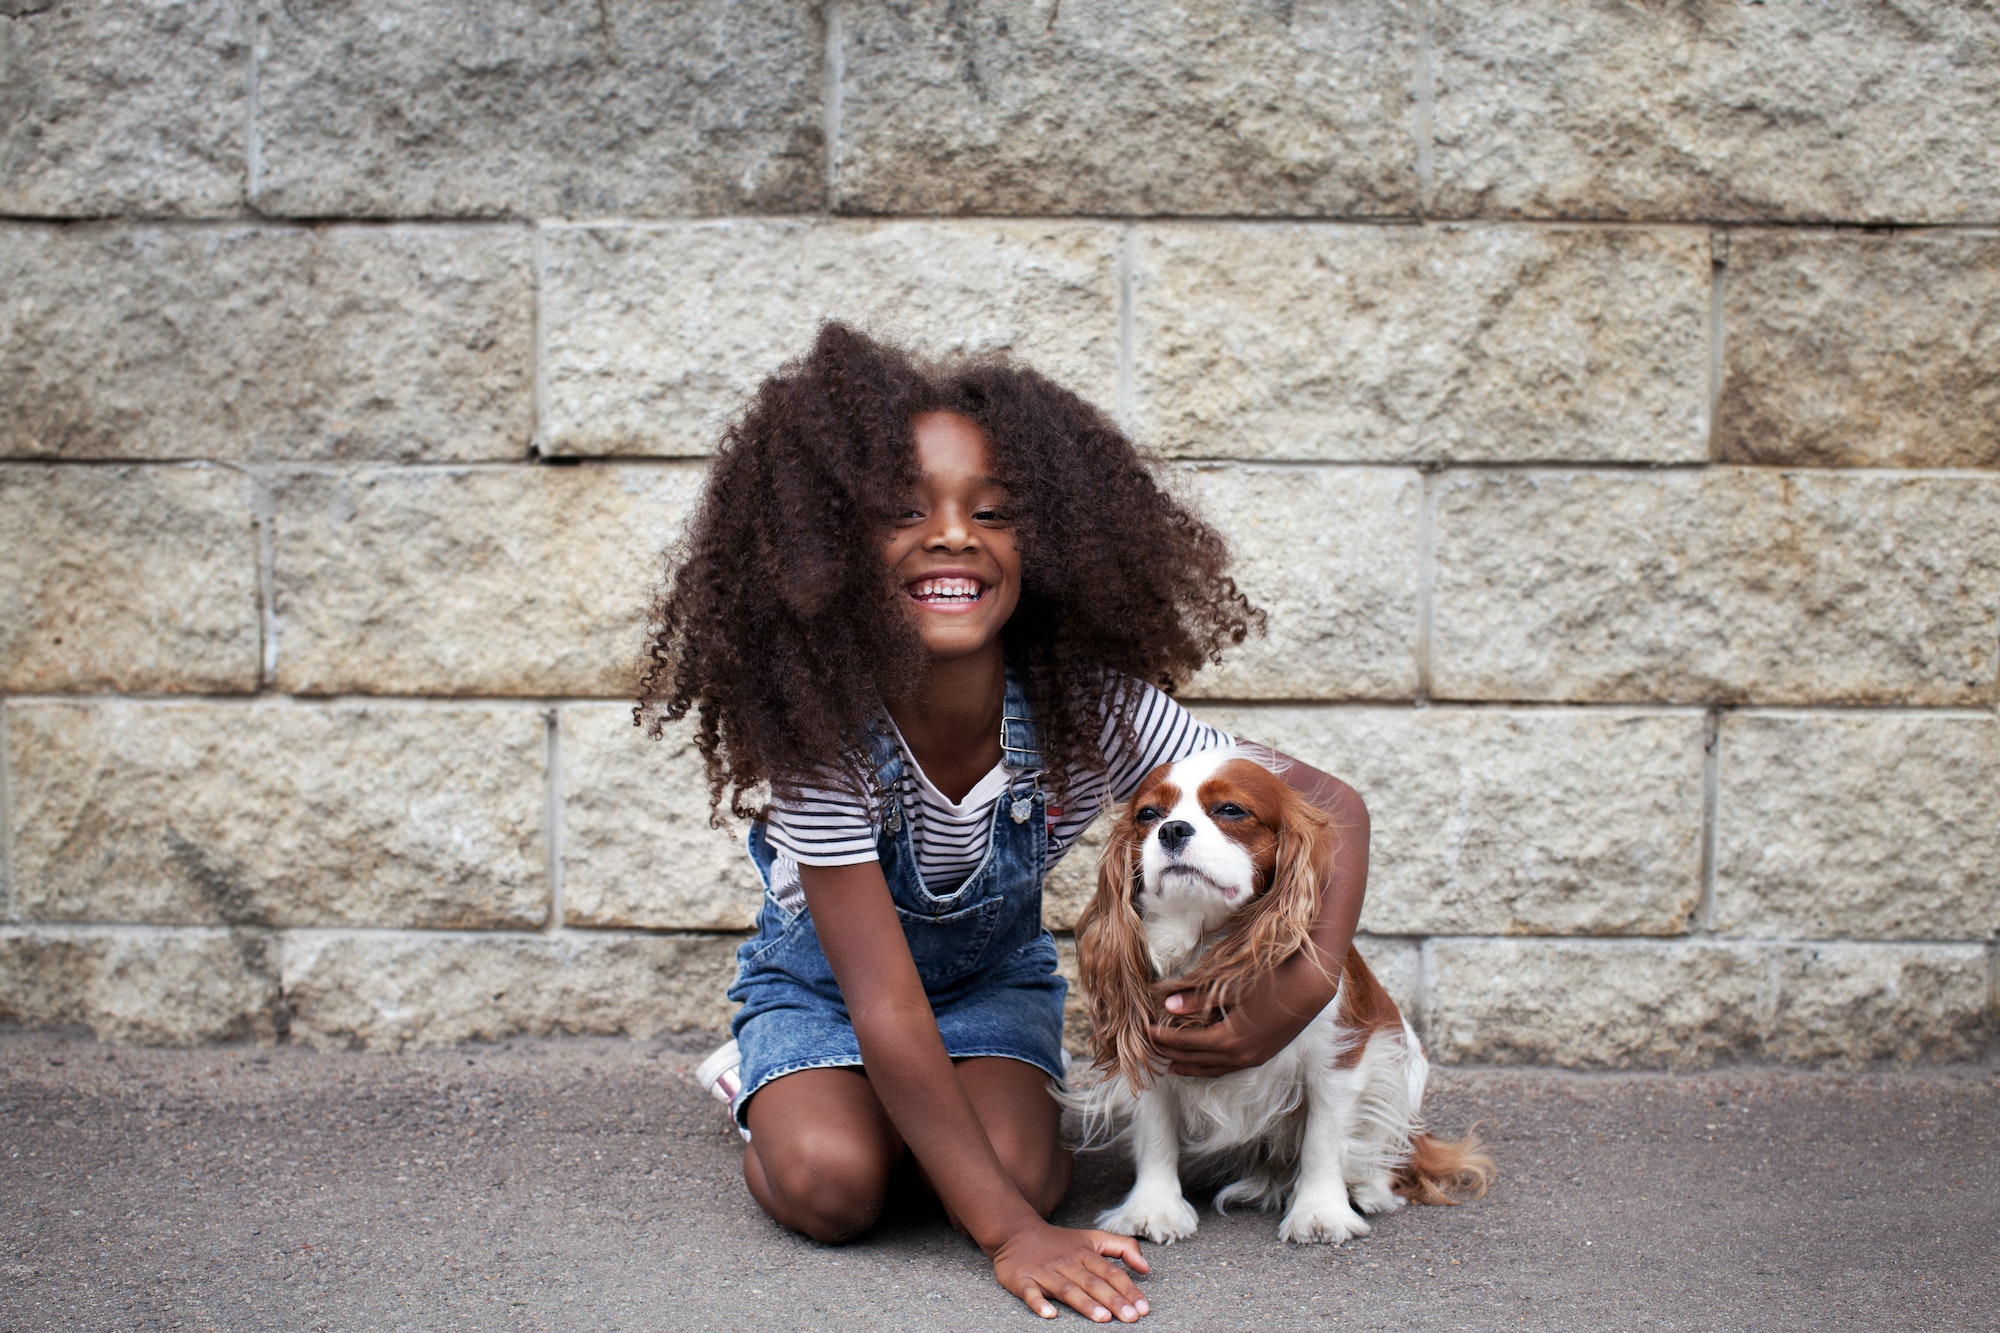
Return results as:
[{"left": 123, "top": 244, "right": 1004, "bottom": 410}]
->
[{"left": 762, "top": 681, "right": 1229, "bottom": 911}]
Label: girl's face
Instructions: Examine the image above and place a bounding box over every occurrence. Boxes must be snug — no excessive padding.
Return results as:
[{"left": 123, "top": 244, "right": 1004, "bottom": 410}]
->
[{"left": 882, "top": 410, "right": 1022, "bottom": 664}]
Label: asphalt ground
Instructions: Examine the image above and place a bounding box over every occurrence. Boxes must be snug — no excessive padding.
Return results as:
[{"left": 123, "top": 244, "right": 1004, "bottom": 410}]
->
[{"left": 2, "top": 1029, "right": 1995, "bottom": 1333}]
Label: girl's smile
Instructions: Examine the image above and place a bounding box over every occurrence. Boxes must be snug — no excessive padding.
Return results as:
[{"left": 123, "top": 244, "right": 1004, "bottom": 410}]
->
[{"left": 884, "top": 410, "right": 1022, "bottom": 661}]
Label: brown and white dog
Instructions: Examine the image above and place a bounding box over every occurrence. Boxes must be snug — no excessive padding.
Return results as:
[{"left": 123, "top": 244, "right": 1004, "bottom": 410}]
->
[{"left": 1071, "top": 746, "right": 1489, "bottom": 1245}]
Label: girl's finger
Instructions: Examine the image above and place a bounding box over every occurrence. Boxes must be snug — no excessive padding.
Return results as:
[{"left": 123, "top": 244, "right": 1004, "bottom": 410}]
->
[
  {"left": 1019, "top": 1281, "right": 1058, "bottom": 1320},
  {"left": 1064, "top": 1262, "right": 1138, "bottom": 1323},
  {"left": 1088, "top": 1231, "right": 1151, "bottom": 1273},
  {"left": 1081, "top": 1255, "right": 1149, "bottom": 1317},
  {"left": 1051, "top": 1275, "right": 1112, "bottom": 1323}
]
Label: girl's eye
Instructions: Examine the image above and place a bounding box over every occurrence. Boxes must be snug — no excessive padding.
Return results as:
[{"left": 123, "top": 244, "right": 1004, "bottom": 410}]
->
[
  {"left": 1212, "top": 802, "right": 1247, "bottom": 820},
  {"left": 1134, "top": 806, "right": 1162, "bottom": 824},
  {"left": 975, "top": 507, "right": 1011, "bottom": 523}
]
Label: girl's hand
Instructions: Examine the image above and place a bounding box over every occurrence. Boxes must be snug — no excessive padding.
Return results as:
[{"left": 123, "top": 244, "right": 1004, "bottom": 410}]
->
[
  {"left": 1150, "top": 946, "right": 1340, "bottom": 1078},
  {"left": 991, "top": 1221, "right": 1151, "bottom": 1323}
]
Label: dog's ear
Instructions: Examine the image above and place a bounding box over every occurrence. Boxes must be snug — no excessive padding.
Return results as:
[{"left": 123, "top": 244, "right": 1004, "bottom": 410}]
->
[
  {"left": 1170, "top": 783, "right": 1335, "bottom": 1013},
  {"left": 1076, "top": 809, "right": 1165, "bottom": 1092}
]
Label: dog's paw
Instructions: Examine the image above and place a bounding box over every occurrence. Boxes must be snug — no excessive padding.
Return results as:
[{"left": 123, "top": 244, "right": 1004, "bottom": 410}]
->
[
  {"left": 1349, "top": 1179, "right": 1406, "bottom": 1216},
  {"left": 1097, "top": 1190, "right": 1200, "bottom": 1245},
  {"left": 1278, "top": 1196, "right": 1372, "bottom": 1245}
]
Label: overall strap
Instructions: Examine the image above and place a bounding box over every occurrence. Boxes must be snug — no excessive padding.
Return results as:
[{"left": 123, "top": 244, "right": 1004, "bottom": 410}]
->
[{"left": 1000, "top": 660, "right": 1044, "bottom": 776}]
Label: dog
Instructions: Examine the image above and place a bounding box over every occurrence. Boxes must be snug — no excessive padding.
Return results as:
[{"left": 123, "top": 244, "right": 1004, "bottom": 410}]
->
[{"left": 1070, "top": 745, "right": 1490, "bottom": 1245}]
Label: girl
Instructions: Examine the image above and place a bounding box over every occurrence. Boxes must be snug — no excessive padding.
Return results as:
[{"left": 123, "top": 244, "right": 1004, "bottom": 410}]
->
[{"left": 635, "top": 323, "right": 1371, "bottom": 1324}]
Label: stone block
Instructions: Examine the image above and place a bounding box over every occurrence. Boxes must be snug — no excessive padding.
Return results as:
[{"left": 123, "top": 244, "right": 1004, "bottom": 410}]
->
[
  {"left": 559, "top": 704, "right": 764, "bottom": 931},
  {"left": 1426, "top": 939, "right": 1992, "bottom": 1068},
  {"left": 1043, "top": 812, "right": 1108, "bottom": 934},
  {"left": 0, "top": 225, "right": 534, "bottom": 462},
  {"left": 1429, "top": 0, "right": 2000, "bottom": 222},
  {"left": 0, "top": 464, "right": 259, "bottom": 692},
  {"left": 253, "top": 0, "right": 823, "bottom": 217},
  {"left": 0, "top": 926, "right": 280, "bottom": 1045},
  {"left": 1179, "top": 465, "right": 1421, "bottom": 700},
  {"left": 7, "top": 701, "right": 548, "bottom": 930},
  {"left": 1759, "top": 944, "right": 1995, "bottom": 1066},
  {"left": 273, "top": 464, "right": 702, "bottom": 696},
  {"left": 835, "top": 0, "right": 1418, "bottom": 217},
  {"left": 0, "top": 0, "right": 246, "bottom": 215},
  {"left": 1713, "top": 712, "right": 2000, "bottom": 942},
  {"left": 1196, "top": 706, "right": 1704, "bottom": 936},
  {"left": 541, "top": 221, "right": 1120, "bottom": 457},
  {"left": 1716, "top": 233, "right": 2000, "bottom": 468},
  {"left": 1134, "top": 225, "right": 1710, "bottom": 462},
  {"left": 277, "top": 929, "right": 742, "bottom": 1050},
  {"left": 1431, "top": 470, "right": 2000, "bottom": 705},
  {"left": 1352, "top": 933, "right": 1421, "bottom": 1022}
]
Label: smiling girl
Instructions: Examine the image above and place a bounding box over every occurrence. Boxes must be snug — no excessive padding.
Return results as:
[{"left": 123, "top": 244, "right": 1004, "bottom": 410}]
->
[{"left": 635, "top": 323, "right": 1371, "bottom": 1323}]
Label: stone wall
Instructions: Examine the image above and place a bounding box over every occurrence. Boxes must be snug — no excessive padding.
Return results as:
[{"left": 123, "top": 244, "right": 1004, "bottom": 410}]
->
[{"left": 2, "top": 0, "right": 1995, "bottom": 1066}]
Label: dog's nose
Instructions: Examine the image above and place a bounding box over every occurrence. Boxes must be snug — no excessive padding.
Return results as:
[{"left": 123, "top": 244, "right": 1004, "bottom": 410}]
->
[{"left": 1157, "top": 820, "right": 1196, "bottom": 854}]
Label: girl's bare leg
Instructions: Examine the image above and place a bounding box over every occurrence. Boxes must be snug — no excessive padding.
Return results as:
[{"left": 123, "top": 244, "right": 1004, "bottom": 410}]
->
[
  {"left": 947, "top": 1057, "right": 1072, "bottom": 1220},
  {"left": 742, "top": 1067, "right": 902, "bottom": 1243},
  {"left": 743, "top": 1058, "right": 1069, "bottom": 1241}
]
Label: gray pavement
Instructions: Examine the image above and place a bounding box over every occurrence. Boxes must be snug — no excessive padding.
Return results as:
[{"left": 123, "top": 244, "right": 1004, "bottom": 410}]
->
[{"left": 1, "top": 1029, "right": 1995, "bottom": 1333}]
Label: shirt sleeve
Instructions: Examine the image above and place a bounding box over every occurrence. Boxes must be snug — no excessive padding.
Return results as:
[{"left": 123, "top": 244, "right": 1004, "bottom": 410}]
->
[
  {"left": 762, "top": 781, "right": 881, "bottom": 867},
  {"left": 1100, "top": 680, "right": 1233, "bottom": 804}
]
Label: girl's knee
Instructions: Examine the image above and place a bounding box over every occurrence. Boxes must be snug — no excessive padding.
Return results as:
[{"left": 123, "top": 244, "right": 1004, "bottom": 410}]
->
[
  {"left": 750, "top": 1128, "right": 896, "bottom": 1244},
  {"left": 990, "top": 1128, "right": 1071, "bottom": 1217}
]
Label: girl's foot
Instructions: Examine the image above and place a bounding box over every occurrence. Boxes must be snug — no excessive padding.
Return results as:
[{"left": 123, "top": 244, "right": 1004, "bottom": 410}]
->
[{"left": 695, "top": 1038, "right": 750, "bottom": 1141}]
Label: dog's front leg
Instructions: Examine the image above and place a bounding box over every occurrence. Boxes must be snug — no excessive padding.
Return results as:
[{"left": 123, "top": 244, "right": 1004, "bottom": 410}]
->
[
  {"left": 1278, "top": 1068, "right": 1372, "bottom": 1245},
  {"left": 1094, "top": 1082, "right": 1199, "bottom": 1244}
]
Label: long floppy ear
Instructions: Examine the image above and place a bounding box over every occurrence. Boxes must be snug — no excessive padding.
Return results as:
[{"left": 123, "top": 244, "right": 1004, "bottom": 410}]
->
[
  {"left": 1165, "top": 783, "right": 1337, "bottom": 1015},
  {"left": 1074, "top": 813, "right": 1165, "bottom": 1092}
]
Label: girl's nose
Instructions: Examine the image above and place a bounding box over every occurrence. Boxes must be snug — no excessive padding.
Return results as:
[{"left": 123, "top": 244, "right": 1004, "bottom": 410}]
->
[{"left": 924, "top": 509, "right": 978, "bottom": 551}]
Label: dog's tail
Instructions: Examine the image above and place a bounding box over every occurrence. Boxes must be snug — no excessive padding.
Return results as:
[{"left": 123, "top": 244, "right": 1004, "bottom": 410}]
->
[{"left": 1393, "top": 1127, "right": 1494, "bottom": 1206}]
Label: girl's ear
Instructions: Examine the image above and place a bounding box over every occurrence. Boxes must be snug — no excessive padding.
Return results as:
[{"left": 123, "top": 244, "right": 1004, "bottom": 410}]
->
[{"left": 1075, "top": 813, "right": 1164, "bottom": 1092}]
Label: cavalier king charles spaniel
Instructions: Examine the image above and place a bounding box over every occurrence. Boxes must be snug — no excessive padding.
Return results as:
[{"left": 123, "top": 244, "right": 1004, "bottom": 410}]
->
[{"left": 1071, "top": 746, "right": 1490, "bottom": 1245}]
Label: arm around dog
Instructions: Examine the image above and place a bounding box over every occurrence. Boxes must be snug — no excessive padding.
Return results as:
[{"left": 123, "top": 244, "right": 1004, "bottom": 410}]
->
[{"left": 1149, "top": 750, "right": 1369, "bottom": 1077}]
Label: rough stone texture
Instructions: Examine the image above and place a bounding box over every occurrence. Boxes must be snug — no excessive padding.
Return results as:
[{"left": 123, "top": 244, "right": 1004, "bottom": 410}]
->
[
  {"left": 7, "top": 701, "right": 548, "bottom": 930},
  {"left": 1197, "top": 706, "right": 1704, "bottom": 937},
  {"left": 559, "top": 705, "right": 763, "bottom": 932},
  {"left": 835, "top": 0, "right": 1418, "bottom": 217},
  {"left": 0, "top": 0, "right": 246, "bottom": 215},
  {"left": 0, "top": 926, "right": 279, "bottom": 1045},
  {"left": 0, "top": 225, "right": 534, "bottom": 462},
  {"left": 0, "top": 464, "right": 259, "bottom": 693},
  {"left": 1179, "top": 465, "right": 1422, "bottom": 699},
  {"left": 541, "top": 221, "right": 1120, "bottom": 457},
  {"left": 1716, "top": 232, "right": 2000, "bottom": 469},
  {"left": 1043, "top": 814, "right": 1108, "bottom": 934},
  {"left": 1134, "top": 225, "right": 1710, "bottom": 462},
  {"left": 274, "top": 465, "right": 701, "bottom": 696},
  {"left": 1426, "top": 939, "right": 1994, "bottom": 1069},
  {"left": 1429, "top": 0, "right": 2000, "bottom": 223},
  {"left": 1714, "top": 712, "right": 2000, "bottom": 943},
  {"left": 1431, "top": 470, "right": 2000, "bottom": 705},
  {"left": 253, "top": 0, "right": 823, "bottom": 218},
  {"left": 276, "top": 930, "right": 741, "bottom": 1051}
]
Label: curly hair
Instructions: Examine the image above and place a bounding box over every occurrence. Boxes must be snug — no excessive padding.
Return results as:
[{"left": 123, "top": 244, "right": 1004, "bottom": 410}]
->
[{"left": 635, "top": 321, "right": 1262, "bottom": 824}]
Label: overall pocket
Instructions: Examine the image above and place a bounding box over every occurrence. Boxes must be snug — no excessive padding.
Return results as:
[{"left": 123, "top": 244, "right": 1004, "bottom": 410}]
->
[{"left": 896, "top": 895, "right": 1006, "bottom": 988}]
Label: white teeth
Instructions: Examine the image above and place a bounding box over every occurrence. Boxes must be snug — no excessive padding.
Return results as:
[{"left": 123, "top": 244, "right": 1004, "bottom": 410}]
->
[{"left": 910, "top": 576, "right": 984, "bottom": 602}]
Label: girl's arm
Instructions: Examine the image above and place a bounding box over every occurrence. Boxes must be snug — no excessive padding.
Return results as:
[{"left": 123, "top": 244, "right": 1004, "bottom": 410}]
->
[
  {"left": 1147, "top": 749, "right": 1369, "bottom": 1076},
  {"left": 799, "top": 860, "right": 1150, "bottom": 1323}
]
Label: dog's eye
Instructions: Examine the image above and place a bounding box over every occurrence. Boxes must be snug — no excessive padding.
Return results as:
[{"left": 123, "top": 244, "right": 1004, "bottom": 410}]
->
[
  {"left": 1134, "top": 806, "right": 1162, "bottom": 824},
  {"left": 1211, "top": 802, "right": 1248, "bottom": 820}
]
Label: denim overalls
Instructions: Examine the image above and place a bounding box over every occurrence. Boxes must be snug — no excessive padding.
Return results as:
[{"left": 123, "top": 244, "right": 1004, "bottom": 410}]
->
[{"left": 725, "top": 666, "right": 1068, "bottom": 1129}]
